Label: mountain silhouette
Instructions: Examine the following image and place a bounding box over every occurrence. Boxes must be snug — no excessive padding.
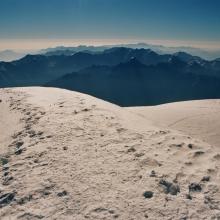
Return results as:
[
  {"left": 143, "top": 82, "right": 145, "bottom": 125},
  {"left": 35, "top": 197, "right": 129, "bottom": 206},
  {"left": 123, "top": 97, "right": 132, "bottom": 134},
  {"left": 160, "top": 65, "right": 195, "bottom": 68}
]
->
[
  {"left": 46, "top": 58, "right": 220, "bottom": 106},
  {"left": 1, "top": 47, "right": 220, "bottom": 106}
]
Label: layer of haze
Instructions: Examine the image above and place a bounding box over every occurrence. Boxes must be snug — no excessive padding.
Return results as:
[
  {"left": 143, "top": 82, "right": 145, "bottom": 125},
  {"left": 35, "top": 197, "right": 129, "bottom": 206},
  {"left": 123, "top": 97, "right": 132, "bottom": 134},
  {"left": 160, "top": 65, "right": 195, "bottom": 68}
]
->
[{"left": 0, "top": 0, "right": 220, "bottom": 50}]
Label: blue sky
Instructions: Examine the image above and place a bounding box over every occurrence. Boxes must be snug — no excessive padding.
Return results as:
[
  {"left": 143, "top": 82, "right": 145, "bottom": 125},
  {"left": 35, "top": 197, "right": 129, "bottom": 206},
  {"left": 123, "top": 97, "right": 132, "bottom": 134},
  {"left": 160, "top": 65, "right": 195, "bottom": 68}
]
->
[{"left": 0, "top": 0, "right": 220, "bottom": 50}]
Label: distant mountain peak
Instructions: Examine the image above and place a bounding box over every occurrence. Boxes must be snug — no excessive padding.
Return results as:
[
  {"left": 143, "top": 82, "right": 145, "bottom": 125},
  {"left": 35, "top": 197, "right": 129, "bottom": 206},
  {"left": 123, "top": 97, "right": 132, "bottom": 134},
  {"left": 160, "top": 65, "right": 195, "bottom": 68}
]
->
[
  {"left": 174, "top": 51, "right": 192, "bottom": 56},
  {"left": 115, "top": 57, "right": 145, "bottom": 70},
  {"left": 0, "top": 50, "right": 26, "bottom": 62},
  {"left": 173, "top": 51, "right": 203, "bottom": 63},
  {"left": 103, "top": 47, "right": 132, "bottom": 54},
  {"left": 168, "top": 56, "right": 186, "bottom": 67},
  {"left": 128, "top": 56, "right": 143, "bottom": 65}
]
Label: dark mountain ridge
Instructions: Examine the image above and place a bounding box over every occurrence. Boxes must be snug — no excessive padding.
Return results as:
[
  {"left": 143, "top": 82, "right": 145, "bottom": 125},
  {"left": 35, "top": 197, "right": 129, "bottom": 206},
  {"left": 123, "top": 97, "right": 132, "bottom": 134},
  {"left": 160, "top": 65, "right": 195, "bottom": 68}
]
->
[
  {"left": 46, "top": 57, "right": 220, "bottom": 106},
  {"left": 1, "top": 47, "right": 220, "bottom": 106}
]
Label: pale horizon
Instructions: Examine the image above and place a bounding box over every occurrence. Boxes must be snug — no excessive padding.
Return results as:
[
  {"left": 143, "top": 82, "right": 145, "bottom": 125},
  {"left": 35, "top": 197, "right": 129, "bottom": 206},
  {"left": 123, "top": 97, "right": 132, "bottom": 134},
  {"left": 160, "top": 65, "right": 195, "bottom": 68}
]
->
[{"left": 1, "top": 38, "right": 220, "bottom": 52}]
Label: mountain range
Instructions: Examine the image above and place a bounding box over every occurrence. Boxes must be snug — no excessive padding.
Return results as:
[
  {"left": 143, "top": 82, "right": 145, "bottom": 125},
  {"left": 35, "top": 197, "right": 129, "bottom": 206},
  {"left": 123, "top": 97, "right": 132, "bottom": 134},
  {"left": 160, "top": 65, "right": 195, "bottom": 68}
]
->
[
  {"left": 46, "top": 56, "right": 220, "bottom": 106},
  {"left": 1, "top": 47, "right": 220, "bottom": 106},
  {"left": 41, "top": 43, "right": 220, "bottom": 60}
]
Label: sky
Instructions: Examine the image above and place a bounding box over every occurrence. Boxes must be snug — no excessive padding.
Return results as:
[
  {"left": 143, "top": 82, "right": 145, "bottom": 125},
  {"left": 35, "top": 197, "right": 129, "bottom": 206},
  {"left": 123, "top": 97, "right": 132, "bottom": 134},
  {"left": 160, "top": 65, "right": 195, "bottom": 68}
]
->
[{"left": 0, "top": 0, "right": 220, "bottom": 50}]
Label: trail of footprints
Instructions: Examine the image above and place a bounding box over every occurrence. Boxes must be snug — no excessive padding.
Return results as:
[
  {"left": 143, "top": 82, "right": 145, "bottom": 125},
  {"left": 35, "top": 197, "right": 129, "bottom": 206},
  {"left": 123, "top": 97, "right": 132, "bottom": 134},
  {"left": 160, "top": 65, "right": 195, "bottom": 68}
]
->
[
  {"left": 0, "top": 92, "right": 57, "bottom": 211},
  {"left": 0, "top": 92, "right": 81, "bottom": 216}
]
